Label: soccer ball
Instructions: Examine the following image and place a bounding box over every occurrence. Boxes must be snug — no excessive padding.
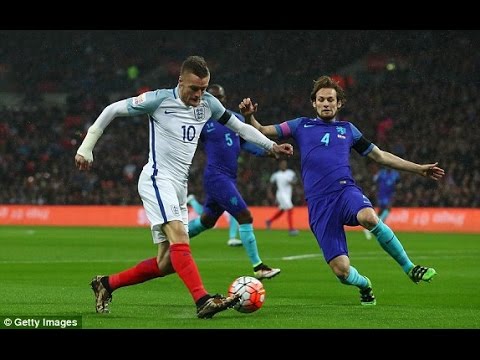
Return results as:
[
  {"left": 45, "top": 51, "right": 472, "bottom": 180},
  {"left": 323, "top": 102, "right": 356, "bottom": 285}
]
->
[{"left": 228, "top": 276, "right": 266, "bottom": 313}]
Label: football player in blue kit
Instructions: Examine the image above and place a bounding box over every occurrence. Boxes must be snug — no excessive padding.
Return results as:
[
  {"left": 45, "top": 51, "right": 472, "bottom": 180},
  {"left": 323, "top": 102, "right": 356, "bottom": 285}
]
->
[
  {"left": 364, "top": 167, "right": 400, "bottom": 239},
  {"left": 188, "top": 84, "right": 281, "bottom": 280},
  {"left": 239, "top": 75, "right": 444, "bottom": 305}
]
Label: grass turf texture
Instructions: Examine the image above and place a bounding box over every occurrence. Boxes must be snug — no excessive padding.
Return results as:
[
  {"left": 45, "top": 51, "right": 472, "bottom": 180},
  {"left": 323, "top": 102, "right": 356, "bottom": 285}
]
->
[{"left": 1, "top": 226, "right": 479, "bottom": 329}]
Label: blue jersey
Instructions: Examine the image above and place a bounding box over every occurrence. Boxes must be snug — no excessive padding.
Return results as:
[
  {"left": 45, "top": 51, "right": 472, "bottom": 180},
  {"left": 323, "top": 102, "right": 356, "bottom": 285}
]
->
[
  {"left": 274, "top": 117, "right": 374, "bottom": 200},
  {"left": 275, "top": 116, "right": 375, "bottom": 263},
  {"left": 201, "top": 111, "right": 266, "bottom": 180},
  {"left": 375, "top": 168, "right": 400, "bottom": 201},
  {"left": 199, "top": 110, "right": 266, "bottom": 218}
]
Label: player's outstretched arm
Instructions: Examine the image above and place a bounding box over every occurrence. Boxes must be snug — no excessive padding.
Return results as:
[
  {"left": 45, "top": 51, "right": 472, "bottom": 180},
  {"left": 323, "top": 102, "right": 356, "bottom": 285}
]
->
[
  {"left": 417, "top": 162, "right": 445, "bottom": 180},
  {"left": 224, "top": 113, "right": 293, "bottom": 157},
  {"left": 75, "top": 100, "right": 130, "bottom": 171},
  {"left": 240, "top": 141, "right": 279, "bottom": 159},
  {"left": 368, "top": 146, "right": 445, "bottom": 180},
  {"left": 239, "top": 98, "right": 279, "bottom": 138},
  {"left": 272, "top": 143, "right": 293, "bottom": 157}
]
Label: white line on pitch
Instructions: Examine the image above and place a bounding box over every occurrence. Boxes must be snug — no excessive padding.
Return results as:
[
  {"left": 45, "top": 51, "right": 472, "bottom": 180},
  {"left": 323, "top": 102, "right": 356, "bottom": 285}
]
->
[{"left": 282, "top": 254, "right": 321, "bottom": 261}]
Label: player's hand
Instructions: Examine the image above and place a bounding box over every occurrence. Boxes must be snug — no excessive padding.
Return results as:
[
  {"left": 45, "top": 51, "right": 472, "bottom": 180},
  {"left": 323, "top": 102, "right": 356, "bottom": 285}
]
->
[
  {"left": 75, "top": 153, "right": 92, "bottom": 171},
  {"left": 239, "top": 98, "right": 258, "bottom": 118},
  {"left": 272, "top": 143, "right": 293, "bottom": 157},
  {"left": 420, "top": 162, "right": 445, "bottom": 180}
]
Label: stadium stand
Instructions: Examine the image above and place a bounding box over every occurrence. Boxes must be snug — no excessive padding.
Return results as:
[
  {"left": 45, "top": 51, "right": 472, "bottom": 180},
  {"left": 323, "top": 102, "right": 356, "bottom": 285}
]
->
[{"left": 0, "top": 30, "right": 478, "bottom": 206}]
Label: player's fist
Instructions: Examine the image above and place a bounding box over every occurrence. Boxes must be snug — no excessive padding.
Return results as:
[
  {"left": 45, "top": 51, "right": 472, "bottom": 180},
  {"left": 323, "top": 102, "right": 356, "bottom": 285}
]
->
[
  {"left": 75, "top": 153, "right": 93, "bottom": 171},
  {"left": 272, "top": 143, "right": 293, "bottom": 157}
]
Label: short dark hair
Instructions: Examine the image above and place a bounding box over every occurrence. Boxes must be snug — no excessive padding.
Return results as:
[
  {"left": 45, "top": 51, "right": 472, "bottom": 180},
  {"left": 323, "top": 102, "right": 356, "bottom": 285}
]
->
[
  {"left": 181, "top": 56, "right": 210, "bottom": 78},
  {"left": 310, "top": 75, "right": 346, "bottom": 105},
  {"left": 207, "top": 83, "right": 226, "bottom": 97}
]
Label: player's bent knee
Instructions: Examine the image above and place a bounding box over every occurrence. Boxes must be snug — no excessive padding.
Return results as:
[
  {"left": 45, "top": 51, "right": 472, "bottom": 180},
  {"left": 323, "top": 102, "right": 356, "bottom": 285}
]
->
[{"left": 357, "top": 208, "right": 378, "bottom": 229}]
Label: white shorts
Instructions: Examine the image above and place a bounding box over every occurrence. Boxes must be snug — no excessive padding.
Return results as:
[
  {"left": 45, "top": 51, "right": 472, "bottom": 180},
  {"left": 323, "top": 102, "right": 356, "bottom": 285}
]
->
[
  {"left": 276, "top": 192, "right": 293, "bottom": 210},
  {"left": 138, "top": 170, "right": 189, "bottom": 244}
]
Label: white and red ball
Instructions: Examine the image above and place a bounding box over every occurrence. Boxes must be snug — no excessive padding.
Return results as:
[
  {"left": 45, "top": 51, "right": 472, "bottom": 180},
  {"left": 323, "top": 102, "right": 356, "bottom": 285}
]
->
[{"left": 228, "top": 276, "right": 266, "bottom": 313}]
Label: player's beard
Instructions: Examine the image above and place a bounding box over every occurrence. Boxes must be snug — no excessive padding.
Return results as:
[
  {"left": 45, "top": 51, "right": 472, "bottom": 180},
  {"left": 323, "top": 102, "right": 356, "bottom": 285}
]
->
[{"left": 317, "top": 109, "right": 336, "bottom": 121}]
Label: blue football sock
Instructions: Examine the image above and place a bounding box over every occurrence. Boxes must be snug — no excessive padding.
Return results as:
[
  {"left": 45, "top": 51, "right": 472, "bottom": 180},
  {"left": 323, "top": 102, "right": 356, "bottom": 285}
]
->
[
  {"left": 188, "top": 217, "right": 207, "bottom": 238},
  {"left": 370, "top": 219, "right": 414, "bottom": 273},
  {"left": 229, "top": 214, "right": 239, "bottom": 239},
  {"left": 239, "top": 223, "right": 262, "bottom": 267},
  {"left": 379, "top": 209, "right": 390, "bottom": 222},
  {"left": 188, "top": 198, "right": 204, "bottom": 215},
  {"left": 337, "top": 266, "right": 368, "bottom": 289}
]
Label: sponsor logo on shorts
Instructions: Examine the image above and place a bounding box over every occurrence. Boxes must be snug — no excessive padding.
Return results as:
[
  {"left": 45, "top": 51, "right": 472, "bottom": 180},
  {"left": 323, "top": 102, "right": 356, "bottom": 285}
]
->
[{"left": 171, "top": 205, "right": 180, "bottom": 216}]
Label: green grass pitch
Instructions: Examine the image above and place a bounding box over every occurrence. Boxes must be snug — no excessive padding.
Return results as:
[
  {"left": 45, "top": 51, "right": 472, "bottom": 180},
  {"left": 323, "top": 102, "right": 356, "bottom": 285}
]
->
[{"left": 1, "top": 226, "right": 479, "bottom": 329}]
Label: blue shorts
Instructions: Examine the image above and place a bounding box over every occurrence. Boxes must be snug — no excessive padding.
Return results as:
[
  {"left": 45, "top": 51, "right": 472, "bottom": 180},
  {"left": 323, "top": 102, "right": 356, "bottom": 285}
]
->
[
  {"left": 202, "top": 173, "right": 247, "bottom": 219},
  {"left": 307, "top": 185, "right": 372, "bottom": 263}
]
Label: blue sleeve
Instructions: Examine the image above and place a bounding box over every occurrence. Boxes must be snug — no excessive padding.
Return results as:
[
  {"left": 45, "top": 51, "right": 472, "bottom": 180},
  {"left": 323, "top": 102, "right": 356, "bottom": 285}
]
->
[
  {"left": 349, "top": 122, "right": 363, "bottom": 142},
  {"left": 349, "top": 122, "right": 374, "bottom": 156},
  {"left": 274, "top": 118, "right": 302, "bottom": 139},
  {"left": 241, "top": 141, "right": 267, "bottom": 156}
]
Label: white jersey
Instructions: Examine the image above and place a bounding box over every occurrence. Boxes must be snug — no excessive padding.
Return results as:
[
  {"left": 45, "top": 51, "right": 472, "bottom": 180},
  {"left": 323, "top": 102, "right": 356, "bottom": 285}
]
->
[
  {"left": 127, "top": 87, "right": 225, "bottom": 184},
  {"left": 270, "top": 169, "right": 296, "bottom": 210},
  {"left": 80, "top": 84, "right": 276, "bottom": 242}
]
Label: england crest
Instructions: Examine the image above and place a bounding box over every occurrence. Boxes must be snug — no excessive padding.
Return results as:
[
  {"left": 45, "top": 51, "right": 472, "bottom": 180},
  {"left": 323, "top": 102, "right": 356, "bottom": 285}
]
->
[{"left": 194, "top": 106, "right": 206, "bottom": 121}]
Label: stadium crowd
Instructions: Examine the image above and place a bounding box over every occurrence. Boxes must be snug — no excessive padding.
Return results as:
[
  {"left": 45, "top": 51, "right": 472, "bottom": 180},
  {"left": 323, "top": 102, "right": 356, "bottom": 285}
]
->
[{"left": 0, "top": 30, "right": 478, "bottom": 207}]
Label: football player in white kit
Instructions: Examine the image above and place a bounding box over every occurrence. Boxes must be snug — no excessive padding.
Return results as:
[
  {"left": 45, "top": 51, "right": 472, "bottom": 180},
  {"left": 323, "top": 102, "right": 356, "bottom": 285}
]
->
[
  {"left": 266, "top": 159, "right": 299, "bottom": 236},
  {"left": 75, "top": 56, "right": 293, "bottom": 318}
]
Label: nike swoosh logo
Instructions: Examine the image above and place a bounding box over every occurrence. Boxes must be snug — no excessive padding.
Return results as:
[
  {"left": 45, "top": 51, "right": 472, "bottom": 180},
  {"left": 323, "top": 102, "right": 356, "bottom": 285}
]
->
[
  {"left": 165, "top": 110, "right": 178, "bottom": 114},
  {"left": 304, "top": 124, "right": 315, "bottom": 128},
  {"left": 206, "top": 128, "right": 215, "bottom": 132}
]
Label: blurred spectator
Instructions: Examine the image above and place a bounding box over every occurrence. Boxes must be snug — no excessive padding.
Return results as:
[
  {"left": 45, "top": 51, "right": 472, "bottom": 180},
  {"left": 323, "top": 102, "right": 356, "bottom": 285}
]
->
[{"left": 0, "top": 30, "right": 478, "bottom": 207}]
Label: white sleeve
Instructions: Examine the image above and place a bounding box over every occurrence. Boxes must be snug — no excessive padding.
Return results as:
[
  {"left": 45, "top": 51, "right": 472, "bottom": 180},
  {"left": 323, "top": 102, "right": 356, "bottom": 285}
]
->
[
  {"left": 224, "top": 113, "right": 275, "bottom": 151},
  {"left": 76, "top": 100, "right": 129, "bottom": 162},
  {"left": 89, "top": 100, "right": 129, "bottom": 131}
]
